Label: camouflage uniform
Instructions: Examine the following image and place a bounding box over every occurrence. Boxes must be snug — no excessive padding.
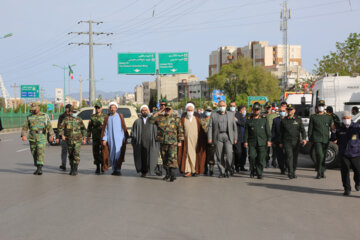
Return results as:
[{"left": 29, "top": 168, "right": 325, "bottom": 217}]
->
[
  {"left": 201, "top": 117, "right": 215, "bottom": 174},
  {"left": 21, "top": 108, "right": 54, "bottom": 167},
  {"left": 87, "top": 112, "right": 105, "bottom": 165},
  {"left": 59, "top": 115, "right": 86, "bottom": 169},
  {"left": 150, "top": 111, "right": 184, "bottom": 170}
]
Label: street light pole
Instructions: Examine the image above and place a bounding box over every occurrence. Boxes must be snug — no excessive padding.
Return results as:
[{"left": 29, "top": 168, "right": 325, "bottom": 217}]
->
[{"left": 53, "top": 64, "right": 76, "bottom": 106}]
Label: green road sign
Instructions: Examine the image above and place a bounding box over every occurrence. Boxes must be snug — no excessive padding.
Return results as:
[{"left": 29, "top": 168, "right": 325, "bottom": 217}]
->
[
  {"left": 118, "top": 53, "right": 156, "bottom": 75},
  {"left": 21, "top": 85, "right": 40, "bottom": 98},
  {"left": 248, "top": 96, "right": 269, "bottom": 106},
  {"left": 159, "top": 52, "right": 189, "bottom": 74}
]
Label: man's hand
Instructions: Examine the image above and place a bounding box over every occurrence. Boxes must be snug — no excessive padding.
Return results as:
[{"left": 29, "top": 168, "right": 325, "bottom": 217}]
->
[
  {"left": 234, "top": 140, "right": 237, "bottom": 144},
  {"left": 208, "top": 139, "right": 212, "bottom": 144},
  {"left": 279, "top": 144, "right": 283, "bottom": 148},
  {"left": 177, "top": 142, "right": 182, "bottom": 147},
  {"left": 56, "top": 139, "right": 59, "bottom": 144},
  {"left": 333, "top": 140, "right": 338, "bottom": 144},
  {"left": 21, "top": 136, "right": 27, "bottom": 141},
  {"left": 244, "top": 142, "right": 248, "bottom": 148},
  {"left": 82, "top": 139, "right": 86, "bottom": 145},
  {"left": 301, "top": 140, "right": 307, "bottom": 146},
  {"left": 62, "top": 135, "right": 66, "bottom": 141},
  {"left": 86, "top": 137, "right": 91, "bottom": 144},
  {"left": 102, "top": 140, "right": 107, "bottom": 147},
  {"left": 267, "top": 141, "right": 272, "bottom": 147},
  {"left": 49, "top": 135, "right": 54, "bottom": 143}
]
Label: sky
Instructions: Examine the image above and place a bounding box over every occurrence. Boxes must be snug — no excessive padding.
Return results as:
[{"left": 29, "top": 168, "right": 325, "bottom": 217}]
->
[{"left": 0, "top": 0, "right": 359, "bottom": 99}]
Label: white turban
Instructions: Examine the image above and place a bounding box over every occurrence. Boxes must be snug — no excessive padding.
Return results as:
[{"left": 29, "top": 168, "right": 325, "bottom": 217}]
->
[
  {"left": 140, "top": 105, "right": 149, "bottom": 111},
  {"left": 185, "top": 103, "right": 195, "bottom": 111},
  {"left": 109, "top": 102, "right": 118, "bottom": 108},
  {"left": 342, "top": 111, "right": 351, "bottom": 118}
]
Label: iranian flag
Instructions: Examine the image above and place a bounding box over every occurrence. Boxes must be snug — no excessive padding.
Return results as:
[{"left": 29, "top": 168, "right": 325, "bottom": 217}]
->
[{"left": 68, "top": 65, "right": 74, "bottom": 80}]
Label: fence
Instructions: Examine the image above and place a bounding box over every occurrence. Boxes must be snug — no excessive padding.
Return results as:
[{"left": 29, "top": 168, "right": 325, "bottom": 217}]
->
[{"left": 0, "top": 109, "right": 62, "bottom": 129}]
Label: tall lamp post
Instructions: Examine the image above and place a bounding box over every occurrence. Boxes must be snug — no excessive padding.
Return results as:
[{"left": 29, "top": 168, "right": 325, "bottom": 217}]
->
[{"left": 53, "top": 64, "right": 76, "bottom": 106}]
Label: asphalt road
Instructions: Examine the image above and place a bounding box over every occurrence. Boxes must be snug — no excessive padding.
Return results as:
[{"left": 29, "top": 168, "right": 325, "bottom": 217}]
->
[{"left": 0, "top": 132, "right": 359, "bottom": 240}]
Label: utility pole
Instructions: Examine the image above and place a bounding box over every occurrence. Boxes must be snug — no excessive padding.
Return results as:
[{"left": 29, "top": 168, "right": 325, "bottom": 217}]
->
[
  {"left": 280, "top": 0, "right": 291, "bottom": 95},
  {"left": 10, "top": 83, "right": 17, "bottom": 108},
  {"left": 68, "top": 21, "right": 113, "bottom": 106},
  {"left": 79, "top": 75, "right": 83, "bottom": 106}
]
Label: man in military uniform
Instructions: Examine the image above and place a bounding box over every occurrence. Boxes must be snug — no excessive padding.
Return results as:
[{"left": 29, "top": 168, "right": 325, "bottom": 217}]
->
[
  {"left": 150, "top": 103, "right": 184, "bottom": 182},
  {"left": 308, "top": 100, "right": 335, "bottom": 179},
  {"left": 201, "top": 106, "right": 215, "bottom": 176},
  {"left": 244, "top": 102, "right": 271, "bottom": 179},
  {"left": 56, "top": 104, "right": 72, "bottom": 171},
  {"left": 326, "top": 106, "right": 340, "bottom": 129},
  {"left": 153, "top": 98, "right": 168, "bottom": 176},
  {"left": 21, "top": 103, "right": 54, "bottom": 175},
  {"left": 264, "top": 101, "right": 278, "bottom": 168},
  {"left": 280, "top": 104, "right": 307, "bottom": 179},
  {"left": 86, "top": 102, "right": 105, "bottom": 174},
  {"left": 59, "top": 108, "right": 86, "bottom": 176}
]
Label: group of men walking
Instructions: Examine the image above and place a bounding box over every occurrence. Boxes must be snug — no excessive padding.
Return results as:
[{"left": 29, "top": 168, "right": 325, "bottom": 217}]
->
[{"left": 20, "top": 98, "right": 360, "bottom": 195}]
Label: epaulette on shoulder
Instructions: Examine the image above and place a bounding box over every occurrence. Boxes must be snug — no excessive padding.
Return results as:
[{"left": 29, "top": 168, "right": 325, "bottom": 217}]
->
[{"left": 246, "top": 116, "right": 252, "bottom": 120}]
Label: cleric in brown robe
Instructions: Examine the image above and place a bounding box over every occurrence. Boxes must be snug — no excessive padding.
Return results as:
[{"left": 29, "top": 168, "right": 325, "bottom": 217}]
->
[
  {"left": 178, "top": 103, "right": 206, "bottom": 176},
  {"left": 101, "top": 102, "right": 129, "bottom": 175}
]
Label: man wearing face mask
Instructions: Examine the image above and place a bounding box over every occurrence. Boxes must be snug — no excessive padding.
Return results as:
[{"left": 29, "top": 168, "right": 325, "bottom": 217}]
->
[
  {"left": 308, "top": 100, "right": 335, "bottom": 179},
  {"left": 58, "top": 107, "right": 87, "bottom": 176},
  {"left": 244, "top": 102, "right": 272, "bottom": 179},
  {"left": 326, "top": 106, "right": 340, "bottom": 129},
  {"left": 271, "top": 106, "right": 287, "bottom": 175},
  {"left": 150, "top": 103, "right": 184, "bottom": 182},
  {"left": 56, "top": 104, "right": 72, "bottom": 171},
  {"left": 264, "top": 102, "right": 278, "bottom": 168},
  {"left": 208, "top": 101, "right": 238, "bottom": 178},
  {"left": 331, "top": 111, "right": 360, "bottom": 196},
  {"left": 131, "top": 105, "right": 160, "bottom": 177},
  {"left": 201, "top": 106, "right": 215, "bottom": 176},
  {"left": 238, "top": 105, "right": 248, "bottom": 172},
  {"left": 178, "top": 103, "right": 206, "bottom": 176},
  {"left": 280, "top": 104, "right": 307, "bottom": 179},
  {"left": 230, "top": 101, "right": 242, "bottom": 173}
]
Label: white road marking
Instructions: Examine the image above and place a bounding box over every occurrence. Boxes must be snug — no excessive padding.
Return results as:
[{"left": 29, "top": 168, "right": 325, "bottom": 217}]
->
[{"left": 16, "top": 148, "right": 29, "bottom": 153}]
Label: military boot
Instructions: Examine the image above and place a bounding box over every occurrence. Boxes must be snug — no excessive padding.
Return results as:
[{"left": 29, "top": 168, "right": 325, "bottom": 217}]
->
[
  {"left": 155, "top": 164, "right": 163, "bottom": 176},
  {"left": 33, "top": 165, "right": 39, "bottom": 175},
  {"left": 73, "top": 164, "right": 78, "bottom": 176},
  {"left": 163, "top": 168, "right": 170, "bottom": 181},
  {"left": 95, "top": 164, "right": 100, "bottom": 174},
  {"left": 37, "top": 165, "right": 43, "bottom": 175},
  {"left": 69, "top": 164, "right": 74, "bottom": 176},
  {"left": 169, "top": 168, "right": 176, "bottom": 182},
  {"left": 209, "top": 165, "right": 214, "bottom": 176}
]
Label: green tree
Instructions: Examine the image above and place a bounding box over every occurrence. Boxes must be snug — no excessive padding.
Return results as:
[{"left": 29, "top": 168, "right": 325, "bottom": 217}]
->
[
  {"left": 314, "top": 33, "right": 360, "bottom": 76},
  {"left": 207, "top": 57, "right": 281, "bottom": 106}
]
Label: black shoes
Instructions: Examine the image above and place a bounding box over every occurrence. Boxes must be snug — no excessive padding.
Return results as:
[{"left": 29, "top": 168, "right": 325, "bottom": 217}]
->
[
  {"left": 163, "top": 168, "right": 170, "bottom": 181},
  {"left": 271, "top": 160, "right": 278, "bottom": 168},
  {"left": 95, "top": 164, "right": 100, "bottom": 174},
  {"left": 281, "top": 169, "right": 286, "bottom": 175},
  {"left": 316, "top": 173, "right": 321, "bottom": 179},
  {"left": 288, "top": 174, "right": 293, "bottom": 179},
  {"left": 240, "top": 167, "right": 248, "bottom": 172},
  {"left": 155, "top": 165, "right": 163, "bottom": 176},
  {"left": 111, "top": 171, "right": 121, "bottom": 176},
  {"left": 321, "top": 173, "right": 326, "bottom": 178},
  {"left": 250, "top": 172, "right": 255, "bottom": 178},
  {"left": 59, "top": 165, "right": 66, "bottom": 171},
  {"left": 343, "top": 190, "right": 351, "bottom": 196},
  {"left": 257, "top": 175, "right": 263, "bottom": 179},
  {"left": 209, "top": 170, "right": 214, "bottom": 176},
  {"left": 169, "top": 168, "right": 176, "bottom": 182},
  {"left": 355, "top": 185, "right": 360, "bottom": 191},
  {"left": 265, "top": 162, "right": 270, "bottom": 168},
  {"left": 218, "top": 174, "right": 225, "bottom": 178},
  {"left": 69, "top": 164, "right": 78, "bottom": 176},
  {"left": 33, "top": 165, "right": 42, "bottom": 175}
]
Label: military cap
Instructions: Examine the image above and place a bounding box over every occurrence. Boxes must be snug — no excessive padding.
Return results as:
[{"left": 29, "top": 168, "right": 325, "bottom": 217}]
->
[
  {"left": 318, "top": 100, "right": 325, "bottom": 106},
  {"left": 287, "top": 104, "right": 295, "bottom": 110},
  {"left": 252, "top": 102, "right": 261, "bottom": 110},
  {"left": 326, "top": 106, "right": 333, "bottom": 112},
  {"left": 65, "top": 104, "right": 72, "bottom": 109},
  {"left": 94, "top": 101, "right": 102, "bottom": 108},
  {"left": 30, "top": 102, "right": 39, "bottom": 110},
  {"left": 265, "top": 102, "right": 271, "bottom": 108},
  {"left": 165, "top": 102, "right": 172, "bottom": 109},
  {"left": 205, "top": 106, "right": 212, "bottom": 111}
]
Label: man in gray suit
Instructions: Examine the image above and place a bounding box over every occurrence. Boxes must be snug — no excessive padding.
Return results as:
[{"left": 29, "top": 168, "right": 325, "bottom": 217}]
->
[{"left": 208, "top": 101, "right": 238, "bottom": 178}]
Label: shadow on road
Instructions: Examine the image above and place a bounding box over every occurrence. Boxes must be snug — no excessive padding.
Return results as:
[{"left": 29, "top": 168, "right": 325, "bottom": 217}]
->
[{"left": 247, "top": 182, "right": 360, "bottom": 198}]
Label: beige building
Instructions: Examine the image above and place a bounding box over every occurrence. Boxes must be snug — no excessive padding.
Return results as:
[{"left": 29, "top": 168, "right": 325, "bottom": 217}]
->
[
  {"left": 158, "top": 74, "right": 198, "bottom": 101},
  {"left": 134, "top": 85, "right": 144, "bottom": 105},
  {"left": 142, "top": 81, "right": 156, "bottom": 105},
  {"left": 121, "top": 93, "right": 135, "bottom": 105},
  {"left": 209, "top": 46, "right": 239, "bottom": 76}
]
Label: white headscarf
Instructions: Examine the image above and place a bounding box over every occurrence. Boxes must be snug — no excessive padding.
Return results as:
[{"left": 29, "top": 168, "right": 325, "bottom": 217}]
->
[
  {"left": 109, "top": 102, "right": 118, "bottom": 108},
  {"left": 140, "top": 105, "right": 149, "bottom": 112}
]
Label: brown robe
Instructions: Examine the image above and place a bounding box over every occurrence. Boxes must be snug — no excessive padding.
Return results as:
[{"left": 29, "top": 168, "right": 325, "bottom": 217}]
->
[
  {"left": 100, "top": 112, "right": 129, "bottom": 171},
  {"left": 178, "top": 115, "right": 206, "bottom": 174}
]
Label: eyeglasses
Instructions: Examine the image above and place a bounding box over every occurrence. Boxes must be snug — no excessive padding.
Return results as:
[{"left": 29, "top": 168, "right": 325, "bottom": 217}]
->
[{"left": 160, "top": 104, "right": 166, "bottom": 106}]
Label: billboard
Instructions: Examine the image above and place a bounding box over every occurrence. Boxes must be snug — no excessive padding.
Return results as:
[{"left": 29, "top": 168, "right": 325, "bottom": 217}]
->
[{"left": 55, "top": 88, "right": 64, "bottom": 104}]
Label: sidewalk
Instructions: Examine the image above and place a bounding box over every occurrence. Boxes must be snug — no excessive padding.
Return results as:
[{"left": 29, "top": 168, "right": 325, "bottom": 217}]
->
[{"left": 0, "top": 128, "right": 21, "bottom": 134}]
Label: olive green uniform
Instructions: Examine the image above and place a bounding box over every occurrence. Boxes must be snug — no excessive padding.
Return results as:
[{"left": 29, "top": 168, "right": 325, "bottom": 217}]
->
[
  {"left": 59, "top": 116, "right": 86, "bottom": 166},
  {"left": 244, "top": 114, "right": 271, "bottom": 177},
  {"left": 308, "top": 113, "right": 334, "bottom": 175},
  {"left": 87, "top": 113, "right": 105, "bottom": 165},
  {"left": 21, "top": 113, "right": 54, "bottom": 166},
  {"left": 150, "top": 113, "right": 184, "bottom": 170},
  {"left": 280, "top": 116, "right": 306, "bottom": 177}
]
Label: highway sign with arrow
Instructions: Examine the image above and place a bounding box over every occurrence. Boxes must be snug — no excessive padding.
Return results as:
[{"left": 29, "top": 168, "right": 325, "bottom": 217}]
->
[
  {"left": 158, "top": 52, "right": 189, "bottom": 75},
  {"left": 118, "top": 53, "right": 156, "bottom": 74}
]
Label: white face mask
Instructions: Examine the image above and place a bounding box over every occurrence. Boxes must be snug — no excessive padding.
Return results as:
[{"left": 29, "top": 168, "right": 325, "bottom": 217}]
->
[
  {"left": 187, "top": 111, "right": 194, "bottom": 118},
  {"left": 318, "top": 106, "right": 325, "bottom": 112},
  {"left": 279, "top": 112, "right": 286, "bottom": 117},
  {"left": 243, "top": 111, "right": 247, "bottom": 117},
  {"left": 72, "top": 113, "right": 77, "bottom": 118},
  {"left": 343, "top": 119, "right": 351, "bottom": 127},
  {"left": 230, "top": 107, "right": 236, "bottom": 112},
  {"left": 220, "top": 107, "right": 226, "bottom": 112},
  {"left": 205, "top": 111, "right": 211, "bottom": 117}
]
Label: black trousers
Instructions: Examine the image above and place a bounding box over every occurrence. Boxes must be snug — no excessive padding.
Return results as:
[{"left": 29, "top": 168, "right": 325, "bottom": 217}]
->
[
  {"left": 341, "top": 155, "right": 360, "bottom": 191},
  {"left": 284, "top": 141, "right": 299, "bottom": 175},
  {"left": 239, "top": 143, "right": 247, "bottom": 168},
  {"left": 140, "top": 145, "right": 149, "bottom": 174},
  {"left": 274, "top": 143, "right": 286, "bottom": 171},
  {"left": 233, "top": 142, "right": 242, "bottom": 169}
]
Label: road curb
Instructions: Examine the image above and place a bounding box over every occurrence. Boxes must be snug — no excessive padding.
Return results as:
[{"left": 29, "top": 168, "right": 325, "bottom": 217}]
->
[{"left": 0, "top": 128, "right": 21, "bottom": 134}]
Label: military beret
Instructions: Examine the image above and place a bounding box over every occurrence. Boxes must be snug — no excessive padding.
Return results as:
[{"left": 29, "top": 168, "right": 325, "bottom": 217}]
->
[
  {"left": 30, "top": 102, "right": 39, "bottom": 110},
  {"left": 318, "top": 100, "right": 325, "bottom": 106},
  {"left": 94, "top": 101, "right": 102, "bottom": 108},
  {"left": 252, "top": 102, "right": 261, "bottom": 110}
]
